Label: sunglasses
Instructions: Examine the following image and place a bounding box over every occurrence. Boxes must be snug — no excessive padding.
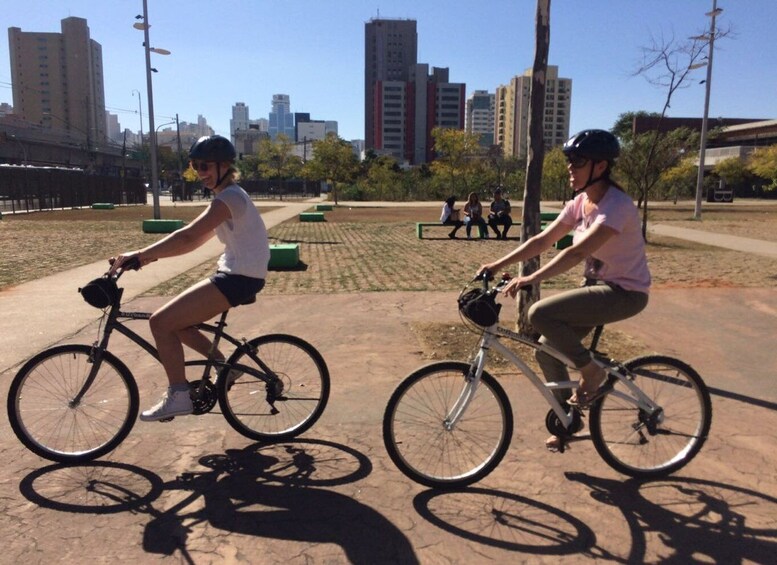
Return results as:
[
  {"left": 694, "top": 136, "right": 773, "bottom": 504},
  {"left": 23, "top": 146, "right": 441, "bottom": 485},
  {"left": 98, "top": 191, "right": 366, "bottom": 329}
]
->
[
  {"left": 190, "top": 161, "right": 212, "bottom": 172},
  {"left": 566, "top": 155, "right": 590, "bottom": 169}
]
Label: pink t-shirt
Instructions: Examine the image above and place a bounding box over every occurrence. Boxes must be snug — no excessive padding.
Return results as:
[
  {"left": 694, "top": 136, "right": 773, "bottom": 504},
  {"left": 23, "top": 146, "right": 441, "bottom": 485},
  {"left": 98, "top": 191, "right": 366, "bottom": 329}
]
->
[{"left": 557, "top": 187, "right": 651, "bottom": 294}]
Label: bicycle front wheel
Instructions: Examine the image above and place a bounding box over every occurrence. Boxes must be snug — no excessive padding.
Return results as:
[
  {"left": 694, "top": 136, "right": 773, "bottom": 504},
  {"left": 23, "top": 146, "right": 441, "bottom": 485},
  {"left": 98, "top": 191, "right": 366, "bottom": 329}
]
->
[
  {"left": 218, "top": 334, "right": 329, "bottom": 441},
  {"left": 383, "top": 362, "right": 513, "bottom": 489},
  {"left": 589, "top": 355, "right": 712, "bottom": 479},
  {"left": 7, "top": 345, "right": 139, "bottom": 463}
]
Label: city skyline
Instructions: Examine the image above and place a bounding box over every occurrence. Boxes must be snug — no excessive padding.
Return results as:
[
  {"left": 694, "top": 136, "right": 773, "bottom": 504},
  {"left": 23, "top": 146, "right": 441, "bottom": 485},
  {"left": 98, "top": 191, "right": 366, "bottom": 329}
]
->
[{"left": 2, "top": 1, "right": 776, "bottom": 144}]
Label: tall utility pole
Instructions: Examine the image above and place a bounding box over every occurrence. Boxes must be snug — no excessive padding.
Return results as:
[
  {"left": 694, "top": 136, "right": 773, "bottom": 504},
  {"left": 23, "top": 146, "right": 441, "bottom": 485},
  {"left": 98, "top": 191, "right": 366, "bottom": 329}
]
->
[
  {"left": 141, "top": 0, "right": 161, "bottom": 219},
  {"left": 693, "top": 0, "right": 722, "bottom": 220}
]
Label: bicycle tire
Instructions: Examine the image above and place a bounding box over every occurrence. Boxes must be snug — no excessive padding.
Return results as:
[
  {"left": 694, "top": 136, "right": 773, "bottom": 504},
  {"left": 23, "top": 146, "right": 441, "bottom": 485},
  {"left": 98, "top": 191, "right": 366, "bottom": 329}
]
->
[
  {"left": 217, "top": 334, "right": 329, "bottom": 441},
  {"left": 589, "top": 355, "right": 712, "bottom": 479},
  {"left": 7, "top": 344, "right": 139, "bottom": 464},
  {"left": 383, "top": 361, "right": 513, "bottom": 489}
]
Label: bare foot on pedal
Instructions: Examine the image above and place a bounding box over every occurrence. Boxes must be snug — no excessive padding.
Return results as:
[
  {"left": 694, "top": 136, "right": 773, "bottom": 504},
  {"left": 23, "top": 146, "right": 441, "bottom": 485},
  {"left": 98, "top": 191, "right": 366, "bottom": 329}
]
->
[{"left": 568, "top": 361, "right": 607, "bottom": 408}]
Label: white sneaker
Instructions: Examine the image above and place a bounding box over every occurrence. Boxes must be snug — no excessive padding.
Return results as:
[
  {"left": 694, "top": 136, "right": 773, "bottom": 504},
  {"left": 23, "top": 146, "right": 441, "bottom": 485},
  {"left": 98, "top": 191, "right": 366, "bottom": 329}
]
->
[{"left": 139, "top": 389, "right": 193, "bottom": 421}]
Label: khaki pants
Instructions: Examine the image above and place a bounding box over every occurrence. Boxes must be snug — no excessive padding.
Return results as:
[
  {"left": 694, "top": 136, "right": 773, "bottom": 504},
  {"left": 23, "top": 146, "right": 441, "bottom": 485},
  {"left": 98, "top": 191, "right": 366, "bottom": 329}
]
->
[{"left": 528, "top": 283, "right": 649, "bottom": 401}]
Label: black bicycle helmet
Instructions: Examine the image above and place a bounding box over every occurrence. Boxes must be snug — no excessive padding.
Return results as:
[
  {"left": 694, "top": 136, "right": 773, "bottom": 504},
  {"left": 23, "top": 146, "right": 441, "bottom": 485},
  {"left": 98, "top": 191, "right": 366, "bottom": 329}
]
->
[
  {"left": 562, "top": 129, "right": 620, "bottom": 164},
  {"left": 188, "top": 135, "right": 237, "bottom": 162}
]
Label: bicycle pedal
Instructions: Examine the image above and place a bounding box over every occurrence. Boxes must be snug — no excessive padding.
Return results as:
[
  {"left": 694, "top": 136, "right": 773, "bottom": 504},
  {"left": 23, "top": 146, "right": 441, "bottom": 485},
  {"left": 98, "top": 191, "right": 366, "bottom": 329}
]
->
[{"left": 158, "top": 416, "right": 175, "bottom": 422}]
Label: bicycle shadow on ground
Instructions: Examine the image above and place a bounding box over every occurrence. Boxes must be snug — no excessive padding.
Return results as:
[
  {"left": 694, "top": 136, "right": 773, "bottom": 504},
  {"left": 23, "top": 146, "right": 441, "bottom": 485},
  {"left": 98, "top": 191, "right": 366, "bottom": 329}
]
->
[
  {"left": 18, "top": 439, "right": 418, "bottom": 564},
  {"left": 413, "top": 487, "right": 596, "bottom": 555},
  {"left": 142, "top": 439, "right": 419, "bottom": 564},
  {"left": 565, "top": 472, "right": 777, "bottom": 563}
]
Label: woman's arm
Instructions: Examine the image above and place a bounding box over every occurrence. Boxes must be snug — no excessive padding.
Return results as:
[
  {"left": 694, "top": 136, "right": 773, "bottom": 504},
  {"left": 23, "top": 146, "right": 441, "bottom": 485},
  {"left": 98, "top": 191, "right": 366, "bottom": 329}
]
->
[
  {"left": 501, "top": 222, "right": 617, "bottom": 297},
  {"left": 109, "top": 199, "right": 231, "bottom": 274},
  {"left": 480, "top": 219, "right": 569, "bottom": 275}
]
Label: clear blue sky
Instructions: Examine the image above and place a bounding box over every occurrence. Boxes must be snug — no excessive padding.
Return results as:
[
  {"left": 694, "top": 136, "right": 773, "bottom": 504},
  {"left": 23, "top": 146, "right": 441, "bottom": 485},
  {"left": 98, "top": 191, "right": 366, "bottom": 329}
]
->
[{"left": 2, "top": 1, "right": 775, "bottom": 142}]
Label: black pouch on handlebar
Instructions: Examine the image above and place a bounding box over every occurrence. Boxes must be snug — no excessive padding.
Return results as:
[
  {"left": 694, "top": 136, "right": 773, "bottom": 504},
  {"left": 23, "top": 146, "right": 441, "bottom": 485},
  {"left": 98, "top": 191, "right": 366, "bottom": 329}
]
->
[
  {"left": 79, "top": 276, "right": 119, "bottom": 309},
  {"left": 458, "top": 289, "right": 501, "bottom": 327}
]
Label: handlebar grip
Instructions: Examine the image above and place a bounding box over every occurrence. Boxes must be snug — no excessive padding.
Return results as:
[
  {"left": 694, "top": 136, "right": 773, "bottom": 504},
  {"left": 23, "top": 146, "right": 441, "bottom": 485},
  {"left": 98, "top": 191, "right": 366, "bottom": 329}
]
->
[{"left": 122, "top": 256, "right": 142, "bottom": 271}]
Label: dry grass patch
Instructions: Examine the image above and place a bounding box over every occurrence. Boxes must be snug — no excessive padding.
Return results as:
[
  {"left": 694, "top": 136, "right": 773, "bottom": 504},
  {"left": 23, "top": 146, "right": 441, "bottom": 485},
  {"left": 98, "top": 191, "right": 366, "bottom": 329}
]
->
[
  {"left": 149, "top": 206, "right": 777, "bottom": 298},
  {"left": 0, "top": 205, "right": 282, "bottom": 289}
]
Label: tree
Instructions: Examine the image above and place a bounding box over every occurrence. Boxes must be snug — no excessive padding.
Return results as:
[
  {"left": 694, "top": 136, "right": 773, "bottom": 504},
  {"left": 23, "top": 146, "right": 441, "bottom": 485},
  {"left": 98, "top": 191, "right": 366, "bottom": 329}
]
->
[
  {"left": 714, "top": 156, "right": 750, "bottom": 194},
  {"left": 257, "top": 134, "right": 303, "bottom": 198},
  {"left": 747, "top": 144, "right": 777, "bottom": 191},
  {"left": 612, "top": 111, "right": 662, "bottom": 143},
  {"left": 632, "top": 25, "right": 730, "bottom": 231},
  {"left": 303, "top": 133, "right": 359, "bottom": 204},
  {"left": 617, "top": 127, "right": 698, "bottom": 217},
  {"left": 661, "top": 155, "right": 698, "bottom": 203},
  {"left": 428, "top": 127, "right": 483, "bottom": 197},
  {"left": 517, "top": 0, "right": 550, "bottom": 335},
  {"left": 541, "top": 146, "right": 569, "bottom": 202}
]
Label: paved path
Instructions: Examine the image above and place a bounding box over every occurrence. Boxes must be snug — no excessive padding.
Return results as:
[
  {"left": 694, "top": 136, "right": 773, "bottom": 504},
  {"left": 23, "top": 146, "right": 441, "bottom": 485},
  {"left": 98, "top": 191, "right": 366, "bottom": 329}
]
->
[{"left": 1, "top": 199, "right": 776, "bottom": 563}]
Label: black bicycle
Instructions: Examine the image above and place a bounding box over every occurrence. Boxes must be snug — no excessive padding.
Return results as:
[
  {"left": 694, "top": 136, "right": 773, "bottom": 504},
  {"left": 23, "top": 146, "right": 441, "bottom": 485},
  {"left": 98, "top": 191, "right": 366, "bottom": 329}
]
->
[{"left": 7, "top": 263, "right": 330, "bottom": 464}]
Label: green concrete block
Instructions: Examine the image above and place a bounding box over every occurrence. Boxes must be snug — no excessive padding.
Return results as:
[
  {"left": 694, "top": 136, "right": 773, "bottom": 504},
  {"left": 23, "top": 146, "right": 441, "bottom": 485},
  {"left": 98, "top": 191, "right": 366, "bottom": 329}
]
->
[
  {"left": 269, "top": 243, "right": 300, "bottom": 268},
  {"left": 92, "top": 203, "right": 115, "bottom": 209},
  {"left": 299, "top": 212, "right": 325, "bottom": 222},
  {"left": 315, "top": 204, "right": 333, "bottom": 211},
  {"left": 142, "top": 219, "right": 185, "bottom": 233}
]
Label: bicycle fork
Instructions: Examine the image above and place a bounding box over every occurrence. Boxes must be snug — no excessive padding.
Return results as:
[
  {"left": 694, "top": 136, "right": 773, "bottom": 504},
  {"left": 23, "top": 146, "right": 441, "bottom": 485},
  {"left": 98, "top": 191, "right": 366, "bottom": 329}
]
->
[{"left": 443, "top": 343, "right": 489, "bottom": 431}]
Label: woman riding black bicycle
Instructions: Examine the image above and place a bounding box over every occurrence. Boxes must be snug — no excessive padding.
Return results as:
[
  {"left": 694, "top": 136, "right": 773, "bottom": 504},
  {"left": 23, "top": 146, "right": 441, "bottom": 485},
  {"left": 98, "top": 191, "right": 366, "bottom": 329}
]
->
[
  {"left": 109, "top": 135, "right": 270, "bottom": 422},
  {"left": 478, "top": 129, "right": 651, "bottom": 450}
]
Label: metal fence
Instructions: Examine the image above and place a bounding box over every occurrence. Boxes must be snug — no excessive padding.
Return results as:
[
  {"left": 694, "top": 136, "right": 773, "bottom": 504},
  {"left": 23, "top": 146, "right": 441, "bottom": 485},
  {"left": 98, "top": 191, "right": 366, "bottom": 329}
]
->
[{"left": 0, "top": 166, "right": 146, "bottom": 213}]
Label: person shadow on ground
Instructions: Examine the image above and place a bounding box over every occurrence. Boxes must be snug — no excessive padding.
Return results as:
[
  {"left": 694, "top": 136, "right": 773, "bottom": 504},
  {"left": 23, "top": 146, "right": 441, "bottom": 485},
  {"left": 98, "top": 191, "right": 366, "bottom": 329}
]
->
[{"left": 142, "top": 442, "right": 419, "bottom": 564}]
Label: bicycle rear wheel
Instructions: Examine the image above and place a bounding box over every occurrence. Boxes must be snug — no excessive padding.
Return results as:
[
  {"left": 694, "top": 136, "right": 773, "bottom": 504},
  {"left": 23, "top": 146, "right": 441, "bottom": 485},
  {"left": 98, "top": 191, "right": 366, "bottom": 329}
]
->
[
  {"left": 383, "top": 361, "right": 513, "bottom": 489},
  {"left": 7, "top": 345, "right": 139, "bottom": 463},
  {"left": 589, "top": 355, "right": 712, "bottom": 478},
  {"left": 218, "top": 334, "right": 329, "bottom": 441}
]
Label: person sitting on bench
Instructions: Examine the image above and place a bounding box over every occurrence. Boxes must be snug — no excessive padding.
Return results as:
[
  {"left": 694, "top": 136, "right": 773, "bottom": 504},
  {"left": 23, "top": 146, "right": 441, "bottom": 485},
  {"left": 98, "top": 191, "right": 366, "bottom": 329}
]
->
[
  {"left": 488, "top": 187, "right": 513, "bottom": 239},
  {"left": 441, "top": 195, "right": 464, "bottom": 239}
]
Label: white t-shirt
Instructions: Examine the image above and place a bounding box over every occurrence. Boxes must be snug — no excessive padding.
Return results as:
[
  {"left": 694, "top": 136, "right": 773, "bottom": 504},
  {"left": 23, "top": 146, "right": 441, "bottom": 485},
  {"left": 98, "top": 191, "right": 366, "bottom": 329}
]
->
[
  {"left": 558, "top": 187, "right": 651, "bottom": 294},
  {"left": 213, "top": 184, "right": 269, "bottom": 279}
]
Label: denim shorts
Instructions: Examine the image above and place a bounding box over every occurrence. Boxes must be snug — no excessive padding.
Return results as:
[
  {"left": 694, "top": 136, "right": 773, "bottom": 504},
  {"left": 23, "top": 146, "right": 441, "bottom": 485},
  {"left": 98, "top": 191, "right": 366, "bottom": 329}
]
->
[{"left": 210, "top": 272, "right": 265, "bottom": 307}]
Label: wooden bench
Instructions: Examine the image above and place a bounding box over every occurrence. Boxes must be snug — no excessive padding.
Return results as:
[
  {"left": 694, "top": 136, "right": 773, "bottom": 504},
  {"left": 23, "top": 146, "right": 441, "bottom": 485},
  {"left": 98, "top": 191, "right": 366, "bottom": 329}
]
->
[
  {"left": 268, "top": 243, "right": 300, "bottom": 268},
  {"left": 299, "top": 212, "right": 325, "bottom": 222},
  {"left": 416, "top": 222, "right": 487, "bottom": 239},
  {"left": 315, "top": 204, "right": 333, "bottom": 211}
]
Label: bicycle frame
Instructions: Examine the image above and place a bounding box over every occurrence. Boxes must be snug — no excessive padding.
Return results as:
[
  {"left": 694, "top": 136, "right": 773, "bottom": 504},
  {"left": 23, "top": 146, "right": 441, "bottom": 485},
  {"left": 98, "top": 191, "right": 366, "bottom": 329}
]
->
[
  {"left": 72, "top": 287, "right": 273, "bottom": 405},
  {"left": 446, "top": 321, "right": 663, "bottom": 433}
]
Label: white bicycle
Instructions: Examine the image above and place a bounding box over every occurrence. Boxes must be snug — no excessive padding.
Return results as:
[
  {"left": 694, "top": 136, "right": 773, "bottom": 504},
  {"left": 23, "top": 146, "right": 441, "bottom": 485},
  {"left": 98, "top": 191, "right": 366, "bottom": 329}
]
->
[{"left": 383, "top": 273, "right": 712, "bottom": 489}]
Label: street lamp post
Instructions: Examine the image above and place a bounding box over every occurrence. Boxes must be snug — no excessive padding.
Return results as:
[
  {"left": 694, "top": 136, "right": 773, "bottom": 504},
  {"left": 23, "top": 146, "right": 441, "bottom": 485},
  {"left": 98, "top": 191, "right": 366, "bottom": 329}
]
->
[
  {"left": 132, "top": 89, "right": 144, "bottom": 142},
  {"left": 134, "top": 0, "right": 170, "bottom": 220},
  {"left": 693, "top": 0, "right": 723, "bottom": 220}
]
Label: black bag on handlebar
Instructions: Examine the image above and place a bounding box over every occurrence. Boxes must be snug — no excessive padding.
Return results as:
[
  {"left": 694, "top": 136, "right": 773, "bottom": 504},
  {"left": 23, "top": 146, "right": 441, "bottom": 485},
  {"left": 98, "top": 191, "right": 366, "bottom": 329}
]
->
[
  {"left": 79, "top": 276, "right": 119, "bottom": 309},
  {"left": 458, "top": 288, "right": 501, "bottom": 327}
]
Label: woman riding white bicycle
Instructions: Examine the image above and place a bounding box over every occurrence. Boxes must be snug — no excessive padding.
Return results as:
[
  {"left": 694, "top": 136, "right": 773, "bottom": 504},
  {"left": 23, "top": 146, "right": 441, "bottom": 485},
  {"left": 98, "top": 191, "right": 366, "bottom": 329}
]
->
[
  {"left": 109, "top": 135, "right": 270, "bottom": 422},
  {"left": 478, "top": 129, "right": 651, "bottom": 450}
]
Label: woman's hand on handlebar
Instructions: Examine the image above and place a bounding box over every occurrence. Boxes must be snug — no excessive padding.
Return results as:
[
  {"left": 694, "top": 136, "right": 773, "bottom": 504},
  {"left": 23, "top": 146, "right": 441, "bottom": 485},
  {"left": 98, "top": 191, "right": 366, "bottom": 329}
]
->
[
  {"left": 476, "top": 263, "right": 499, "bottom": 280},
  {"left": 108, "top": 252, "right": 149, "bottom": 276},
  {"left": 500, "top": 275, "right": 535, "bottom": 298}
]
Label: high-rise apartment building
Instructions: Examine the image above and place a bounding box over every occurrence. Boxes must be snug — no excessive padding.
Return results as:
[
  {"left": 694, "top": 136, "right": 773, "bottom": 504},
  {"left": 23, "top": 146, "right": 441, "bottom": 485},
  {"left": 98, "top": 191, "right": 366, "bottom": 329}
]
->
[
  {"left": 494, "top": 65, "right": 571, "bottom": 158},
  {"left": 466, "top": 90, "right": 495, "bottom": 147},
  {"left": 8, "top": 17, "right": 107, "bottom": 145},
  {"left": 364, "top": 18, "right": 417, "bottom": 151},
  {"left": 268, "top": 94, "right": 295, "bottom": 140},
  {"left": 230, "top": 102, "right": 250, "bottom": 140},
  {"left": 365, "top": 19, "right": 464, "bottom": 165},
  {"left": 372, "top": 65, "right": 465, "bottom": 165}
]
